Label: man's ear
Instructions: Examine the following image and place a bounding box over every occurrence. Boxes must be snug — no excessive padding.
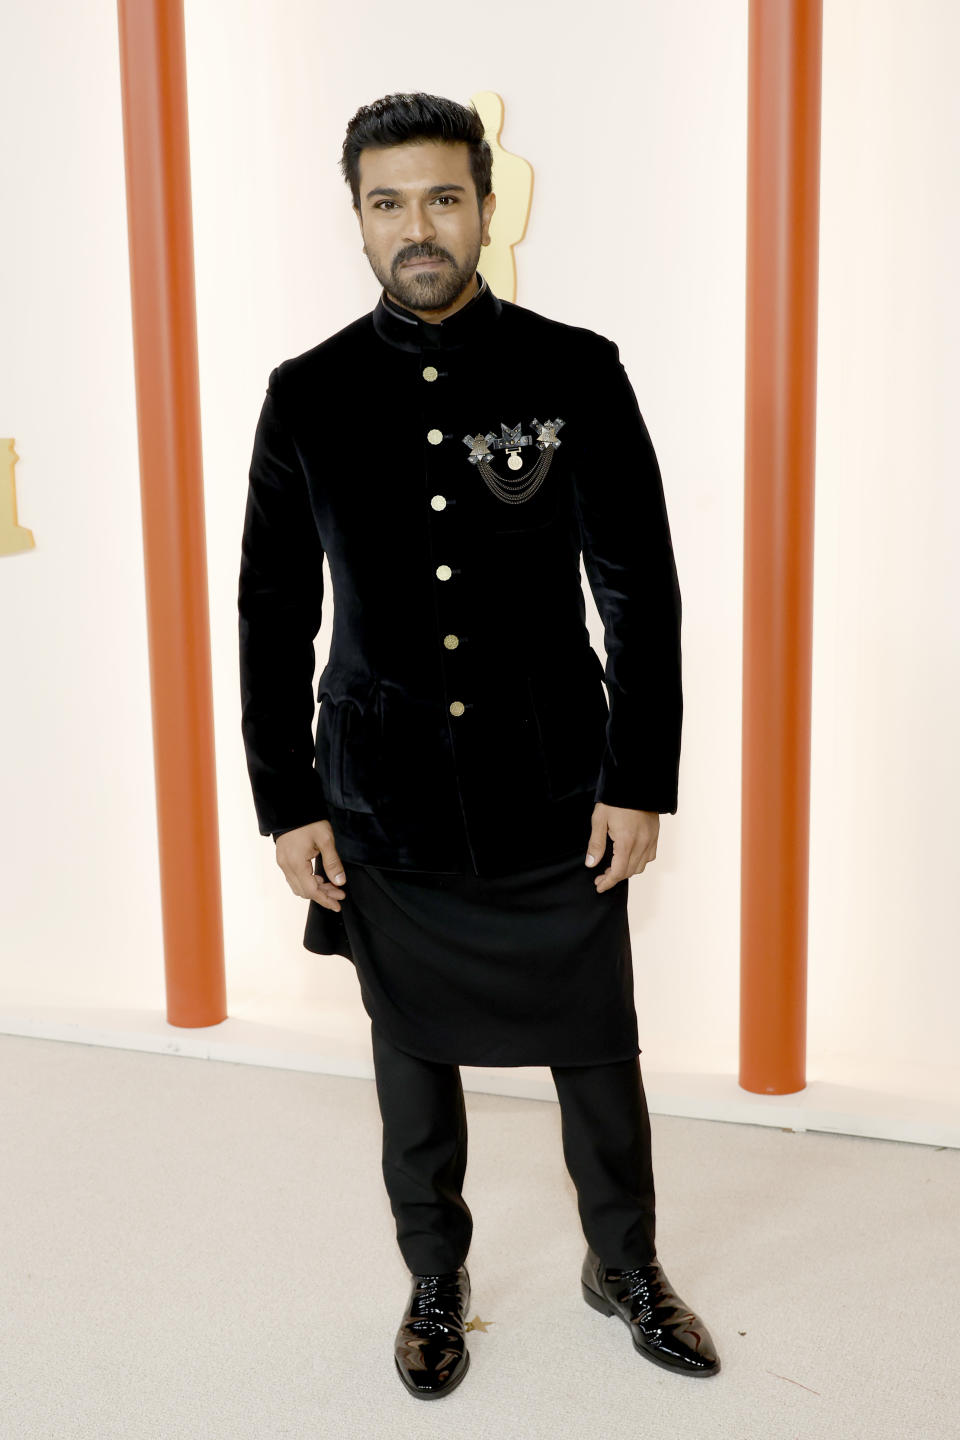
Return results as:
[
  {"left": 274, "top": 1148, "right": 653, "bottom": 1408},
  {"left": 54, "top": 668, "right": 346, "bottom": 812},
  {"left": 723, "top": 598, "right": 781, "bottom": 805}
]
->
[
  {"left": 481, "top": 191, "right": 497, "bottom": 245},
  {"left": 353, "top": 204, "right": 363, "bottom": 231}
]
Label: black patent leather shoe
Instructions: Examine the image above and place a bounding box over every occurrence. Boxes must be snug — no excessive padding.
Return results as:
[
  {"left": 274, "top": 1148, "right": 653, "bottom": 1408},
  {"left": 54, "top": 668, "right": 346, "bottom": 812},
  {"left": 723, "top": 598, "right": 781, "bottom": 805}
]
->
[
  {"left": 394, "top": 1265, "right": 471, "bottom": 1399},
  {"left": 581, "top": 1245, "right": 720, "bottom": 1376}
]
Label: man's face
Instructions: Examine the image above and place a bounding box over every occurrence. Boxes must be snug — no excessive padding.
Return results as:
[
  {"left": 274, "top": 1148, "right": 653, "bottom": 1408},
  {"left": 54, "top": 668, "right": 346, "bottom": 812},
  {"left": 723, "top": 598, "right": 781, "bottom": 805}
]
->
[{"left": 354, "top": 139, "right": 496, "bottom": 315}]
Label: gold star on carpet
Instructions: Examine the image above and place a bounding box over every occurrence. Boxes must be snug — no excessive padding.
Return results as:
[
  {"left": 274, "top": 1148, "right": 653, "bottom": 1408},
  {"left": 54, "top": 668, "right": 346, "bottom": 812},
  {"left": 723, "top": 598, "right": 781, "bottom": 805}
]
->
[{"left": 465, "top": 1314, "right": 494, "bottom": 1332}]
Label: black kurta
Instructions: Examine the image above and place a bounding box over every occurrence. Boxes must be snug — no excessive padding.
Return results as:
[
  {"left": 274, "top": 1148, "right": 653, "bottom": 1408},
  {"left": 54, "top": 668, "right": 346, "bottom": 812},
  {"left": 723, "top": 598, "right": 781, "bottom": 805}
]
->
[{"left": 302, "top": 833, "right": 640, "bottom": 1068}]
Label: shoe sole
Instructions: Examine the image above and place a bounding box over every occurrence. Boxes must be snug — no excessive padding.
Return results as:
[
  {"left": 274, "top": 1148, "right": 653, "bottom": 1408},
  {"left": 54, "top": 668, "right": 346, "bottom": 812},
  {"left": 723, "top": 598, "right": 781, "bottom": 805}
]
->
[
  {"left": 581, "top": 1281, "right": 721, "bottom": 1377},
  {"left": 394, "top": 1346, "right": 471, "bottom": 1400}
]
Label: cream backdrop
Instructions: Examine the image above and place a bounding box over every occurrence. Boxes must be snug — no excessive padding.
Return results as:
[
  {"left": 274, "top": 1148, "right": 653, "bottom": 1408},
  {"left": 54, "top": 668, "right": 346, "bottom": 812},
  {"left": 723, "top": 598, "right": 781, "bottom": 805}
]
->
[{"left": 1, "top": 1, "right": 957, "bottom": 1125}]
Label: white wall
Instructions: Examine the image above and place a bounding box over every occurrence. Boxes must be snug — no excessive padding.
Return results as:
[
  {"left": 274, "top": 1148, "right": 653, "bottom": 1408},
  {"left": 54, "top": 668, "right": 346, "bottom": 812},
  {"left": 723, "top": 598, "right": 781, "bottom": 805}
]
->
[
  {"left": 809, "top": 0, "right": 960, "bottom": 1074},
  {"left": 1, "top": 1, "right": 957, "bottom": 1118},
  {"left": 0, "top": 0, "right": 166, "bottom": 1011}
]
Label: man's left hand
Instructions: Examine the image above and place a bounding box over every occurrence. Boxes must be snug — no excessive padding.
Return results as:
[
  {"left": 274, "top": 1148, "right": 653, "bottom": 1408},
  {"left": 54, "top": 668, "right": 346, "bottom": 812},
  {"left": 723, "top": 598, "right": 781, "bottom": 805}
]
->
[{"left": 585, "top": 803, "right": 660, "bottom": 891}]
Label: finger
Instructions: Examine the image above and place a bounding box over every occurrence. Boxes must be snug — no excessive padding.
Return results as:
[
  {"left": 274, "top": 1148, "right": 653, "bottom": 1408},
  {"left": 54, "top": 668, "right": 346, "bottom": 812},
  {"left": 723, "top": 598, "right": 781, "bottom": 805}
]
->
[
  {"left": 319, "top": 846, "right": 347, "bottom": 886},
  {"left": 595, "top": 864, "right": 627, "bottom": 887},
  {"left": 595, "top": 855, "right": 631, "bottom": 890},
  {"left": 313, "top": 875, "right": 346, "bottom": 900},
  {"left": 584, "top": 819, "right": 608, "bottom": 868},
  {"left": 282, "top": 857, "right": 345, "bottom": 904},
  {"left": 297, "top": 869, "right": 345, "bottom": 910},
  {"left": 309, "top": 862, "right": 345, "bottom": 903},
  {"left": 311, "top": 884, "right": 344, "bottom": 912}
]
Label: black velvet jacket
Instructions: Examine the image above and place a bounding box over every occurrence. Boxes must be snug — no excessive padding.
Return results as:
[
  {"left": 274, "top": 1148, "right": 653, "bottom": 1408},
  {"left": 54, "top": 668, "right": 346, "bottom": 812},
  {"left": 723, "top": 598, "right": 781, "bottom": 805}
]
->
[{"left": 238, "top": 270, "right": 682, "bottom": 883}]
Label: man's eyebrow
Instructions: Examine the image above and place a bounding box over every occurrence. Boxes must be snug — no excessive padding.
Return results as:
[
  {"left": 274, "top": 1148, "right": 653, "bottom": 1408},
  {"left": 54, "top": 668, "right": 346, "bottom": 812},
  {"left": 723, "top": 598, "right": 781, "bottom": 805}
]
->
[{"left": 364, "top": 183, "right": 467, "bottom": 200}]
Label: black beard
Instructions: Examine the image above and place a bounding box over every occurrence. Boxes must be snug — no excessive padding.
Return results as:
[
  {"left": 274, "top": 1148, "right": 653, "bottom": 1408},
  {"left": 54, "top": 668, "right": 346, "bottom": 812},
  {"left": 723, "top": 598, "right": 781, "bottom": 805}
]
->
[{"left": 370, "top": 242, "right": 482, "bottom": 314}]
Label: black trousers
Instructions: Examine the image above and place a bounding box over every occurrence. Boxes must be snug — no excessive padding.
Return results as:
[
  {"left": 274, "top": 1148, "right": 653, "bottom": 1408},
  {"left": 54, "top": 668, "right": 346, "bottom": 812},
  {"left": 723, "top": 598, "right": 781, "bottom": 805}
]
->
[{"left": 370, "top": 1021, "right": 657, "bottom": 1274}]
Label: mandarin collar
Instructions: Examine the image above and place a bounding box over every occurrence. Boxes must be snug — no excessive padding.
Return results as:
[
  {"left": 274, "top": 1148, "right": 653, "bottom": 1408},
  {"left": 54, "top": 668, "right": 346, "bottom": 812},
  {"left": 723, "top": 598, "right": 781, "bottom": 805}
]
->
[{"left": 372, "top": 269, "right": 502, "bottom": 353}]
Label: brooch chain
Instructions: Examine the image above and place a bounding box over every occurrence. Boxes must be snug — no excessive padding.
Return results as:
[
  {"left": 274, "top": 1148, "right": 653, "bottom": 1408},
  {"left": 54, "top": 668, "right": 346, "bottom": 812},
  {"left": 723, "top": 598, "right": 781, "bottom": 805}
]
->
[{"left": 462, "top": 419, "right": 565, "bottom": 505}]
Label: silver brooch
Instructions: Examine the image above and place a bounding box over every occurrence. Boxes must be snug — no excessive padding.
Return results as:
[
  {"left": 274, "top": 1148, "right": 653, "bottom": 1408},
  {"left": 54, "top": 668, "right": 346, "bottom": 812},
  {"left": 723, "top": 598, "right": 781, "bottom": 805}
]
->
[{"left": 462, "top": 418, "right": 564, "bottom": 504}]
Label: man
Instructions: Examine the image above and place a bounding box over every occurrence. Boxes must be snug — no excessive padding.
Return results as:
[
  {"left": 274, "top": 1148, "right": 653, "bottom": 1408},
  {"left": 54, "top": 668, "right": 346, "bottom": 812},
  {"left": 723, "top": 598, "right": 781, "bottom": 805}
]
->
[{"left": 239, "top": 92, "right": 720, "bottom": 1397}]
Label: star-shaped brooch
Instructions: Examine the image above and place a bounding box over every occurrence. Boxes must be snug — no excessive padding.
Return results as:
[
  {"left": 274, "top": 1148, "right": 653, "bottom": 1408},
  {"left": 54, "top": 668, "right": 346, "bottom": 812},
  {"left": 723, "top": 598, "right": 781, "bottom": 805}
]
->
[
  {"left": 463, "top": 432, "right": 495, "bottom": 464},
  {"left": 465, "top": 1314, "right": 494, "bottom": 1333},
  {"left": 532, "top": 417, "right": 564, "bottom": 449}
]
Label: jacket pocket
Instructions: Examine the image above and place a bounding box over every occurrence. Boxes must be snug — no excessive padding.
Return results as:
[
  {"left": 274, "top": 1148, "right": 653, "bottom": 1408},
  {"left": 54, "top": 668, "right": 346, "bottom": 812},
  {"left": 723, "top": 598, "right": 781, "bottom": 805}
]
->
[
  {"left": 316, "top": 676, "right": 381, "bottom": 814},
  {"left": 526, "top": 649, "right": 608, "bottom": 802}
]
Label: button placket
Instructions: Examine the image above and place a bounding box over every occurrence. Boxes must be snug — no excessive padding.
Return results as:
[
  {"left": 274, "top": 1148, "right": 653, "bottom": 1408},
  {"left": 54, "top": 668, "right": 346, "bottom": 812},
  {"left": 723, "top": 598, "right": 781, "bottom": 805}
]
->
[{"left": 422, "top": 351, "right": 470, "bottom": 733}]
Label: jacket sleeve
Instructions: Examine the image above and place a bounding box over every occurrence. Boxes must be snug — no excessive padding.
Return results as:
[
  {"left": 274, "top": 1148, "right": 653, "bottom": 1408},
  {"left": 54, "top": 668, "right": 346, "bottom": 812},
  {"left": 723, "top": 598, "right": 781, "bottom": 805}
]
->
[
  {"left": 238, "top": 367, "right": 330, "bottom": 838},
  {"left": 574, "top": 337, "right": 683, "bottom": 814}
]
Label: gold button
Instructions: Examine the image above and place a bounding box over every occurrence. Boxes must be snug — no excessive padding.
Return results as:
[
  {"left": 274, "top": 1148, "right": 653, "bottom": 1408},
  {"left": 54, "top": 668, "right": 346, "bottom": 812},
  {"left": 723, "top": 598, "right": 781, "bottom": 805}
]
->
[
  {"left": 430, "top": 494, "right": 447, "bottom": 511},
  {"left": 449, "top": 700, "right": 465, "bottom": 717},
  {"left": 427, "top": 428, "right": 444, "bottom": 445},
  {"left": 422, "top": 365, "right": 439, "bottom": 382},
  {"left": 443, "top": 633, "right": 459, "bottom": 649},
  {"left": 435, "top": 563, "right": 452, "bottom": 581}
]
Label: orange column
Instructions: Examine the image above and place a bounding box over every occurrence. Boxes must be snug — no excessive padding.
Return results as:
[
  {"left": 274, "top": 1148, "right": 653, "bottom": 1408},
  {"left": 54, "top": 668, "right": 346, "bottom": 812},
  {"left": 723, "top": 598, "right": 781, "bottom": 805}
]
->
[
  {"left": 740, "top": 0, "right": 823, "bottom": 1094},
  {"left": 116, "top": 0, "right": 226, "bottom": 1027}
]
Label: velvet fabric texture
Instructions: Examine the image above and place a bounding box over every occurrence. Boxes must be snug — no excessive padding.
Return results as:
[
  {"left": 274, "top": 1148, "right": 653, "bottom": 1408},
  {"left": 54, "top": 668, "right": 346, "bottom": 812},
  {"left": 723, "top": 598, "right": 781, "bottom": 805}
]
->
[{"left": 238, "top": 271, "right": 682, "bottom": 878}]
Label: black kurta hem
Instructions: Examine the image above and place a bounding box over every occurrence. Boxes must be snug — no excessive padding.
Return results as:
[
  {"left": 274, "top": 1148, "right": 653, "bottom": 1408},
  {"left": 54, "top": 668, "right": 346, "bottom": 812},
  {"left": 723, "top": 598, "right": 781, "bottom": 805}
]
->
[{"left": 358, "top": 1017, "right": 641, "bottom": 1071}]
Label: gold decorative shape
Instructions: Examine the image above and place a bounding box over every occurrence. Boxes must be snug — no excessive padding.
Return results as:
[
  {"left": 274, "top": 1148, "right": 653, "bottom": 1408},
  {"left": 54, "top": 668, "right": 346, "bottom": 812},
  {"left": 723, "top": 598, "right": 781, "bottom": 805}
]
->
[
  {"left": 0, "top": 439, "right": 35, "bottom": 556},
  {"left": 465, "top": 1314, "right": 494, "bottom": 1332},
  {"left": 470, "top": 91, "right": 533, "bottom": 303}
]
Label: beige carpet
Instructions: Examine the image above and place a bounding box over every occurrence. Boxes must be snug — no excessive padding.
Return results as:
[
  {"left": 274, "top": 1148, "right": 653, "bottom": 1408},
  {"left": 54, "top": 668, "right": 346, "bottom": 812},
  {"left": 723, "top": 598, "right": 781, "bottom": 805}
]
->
[{"left": 1, "top": 1033, "right": 956, "bottom": 1439}]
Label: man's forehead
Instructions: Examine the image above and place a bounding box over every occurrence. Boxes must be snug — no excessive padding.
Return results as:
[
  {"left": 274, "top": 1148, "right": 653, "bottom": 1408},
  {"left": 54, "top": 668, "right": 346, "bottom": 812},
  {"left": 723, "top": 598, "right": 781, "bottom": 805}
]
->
[{"left": 359, "top": 139, "right": 471, "bottom": 191}]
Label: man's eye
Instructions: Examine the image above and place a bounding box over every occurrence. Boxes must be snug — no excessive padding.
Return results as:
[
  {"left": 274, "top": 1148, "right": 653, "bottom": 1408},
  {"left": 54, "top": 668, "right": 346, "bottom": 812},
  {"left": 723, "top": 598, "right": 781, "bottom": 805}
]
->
[{"left": 374, "top": 196, "right": 457, "bottom": 211}]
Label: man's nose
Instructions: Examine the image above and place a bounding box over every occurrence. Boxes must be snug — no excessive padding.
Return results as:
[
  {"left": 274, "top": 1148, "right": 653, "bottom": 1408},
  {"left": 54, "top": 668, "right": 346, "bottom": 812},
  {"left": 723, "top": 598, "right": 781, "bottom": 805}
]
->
[{"left": 403, "top": 204, "right": 437, "bottom": 244}]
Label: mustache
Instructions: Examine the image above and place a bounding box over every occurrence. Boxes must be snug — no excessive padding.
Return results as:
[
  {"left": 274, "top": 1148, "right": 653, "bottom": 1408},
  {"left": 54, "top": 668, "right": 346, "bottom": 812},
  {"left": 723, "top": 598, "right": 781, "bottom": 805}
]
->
[{"left": 397, "top": 249, "right": 450, "bottom": 267}]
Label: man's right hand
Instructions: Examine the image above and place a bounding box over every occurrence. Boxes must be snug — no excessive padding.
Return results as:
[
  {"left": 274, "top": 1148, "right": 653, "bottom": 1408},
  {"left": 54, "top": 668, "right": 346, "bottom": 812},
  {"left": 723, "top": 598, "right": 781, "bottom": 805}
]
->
[{"left": 275, "top": 820, "right": 347, "bottom": 912}]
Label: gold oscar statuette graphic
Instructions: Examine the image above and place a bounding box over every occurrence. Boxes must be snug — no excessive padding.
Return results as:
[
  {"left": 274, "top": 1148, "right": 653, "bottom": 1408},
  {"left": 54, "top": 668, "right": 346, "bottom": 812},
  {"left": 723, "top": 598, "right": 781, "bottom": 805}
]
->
[
  {"left": 0, "top": 439, "right": 35, "bottom": 556},
  {"left": 469, "top": 91, "right": 533, "bottom": 303}
]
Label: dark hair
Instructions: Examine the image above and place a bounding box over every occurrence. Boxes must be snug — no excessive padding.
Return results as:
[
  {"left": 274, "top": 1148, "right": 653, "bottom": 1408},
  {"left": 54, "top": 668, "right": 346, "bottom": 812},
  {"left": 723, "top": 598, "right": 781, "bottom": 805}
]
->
[{"left": 340, "top": 92, "right": 493, "bottom": 212}]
